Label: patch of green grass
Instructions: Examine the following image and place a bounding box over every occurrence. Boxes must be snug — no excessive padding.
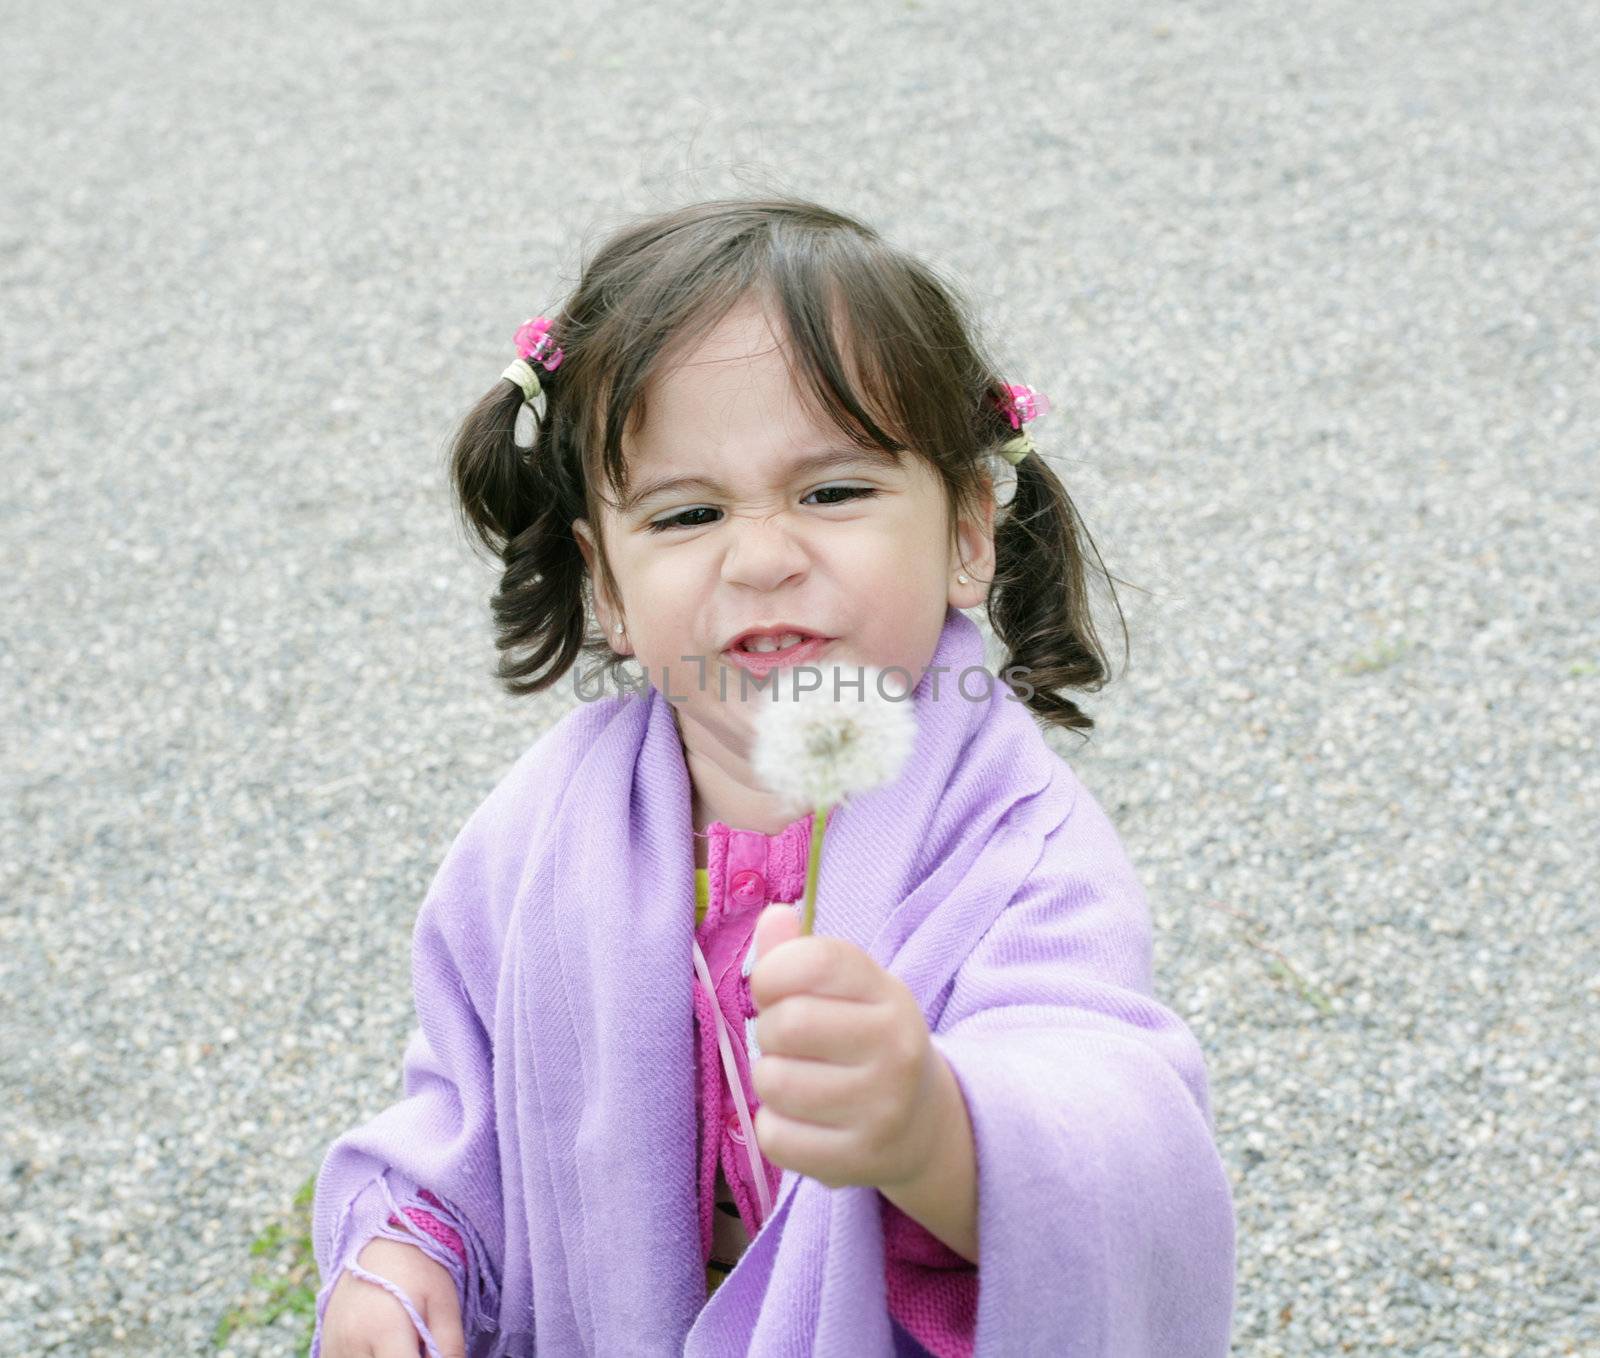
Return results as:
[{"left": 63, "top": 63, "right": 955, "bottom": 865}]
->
[
  {"left": 1262, "top": 955, "right": 1336, "bottom": 1017},
  {"left": 1200, "top": 900, "right": 1335, "bottom": 1017},
  {"left": 1343, "top": 637, "right": 1410, "bottom": 676},
  {"left": 212, "top": 1171, "right": 320, "bottom": 1354}
]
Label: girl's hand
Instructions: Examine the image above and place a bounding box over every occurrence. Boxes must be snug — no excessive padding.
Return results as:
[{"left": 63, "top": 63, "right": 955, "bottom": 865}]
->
[
  {"left": 747, "top": 904, "right": 942, "bottom": 1192},
  {"left": 320, "top": 1236, "right": 466, "bottom": 1358}
]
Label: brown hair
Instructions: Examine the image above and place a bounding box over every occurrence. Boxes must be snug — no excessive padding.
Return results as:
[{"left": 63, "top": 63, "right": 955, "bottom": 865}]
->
[{"left": 446, "top": 194, "right": 1132, "bottom": 736}]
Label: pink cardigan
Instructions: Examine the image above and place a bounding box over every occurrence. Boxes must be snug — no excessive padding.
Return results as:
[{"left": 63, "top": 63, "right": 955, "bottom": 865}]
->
[{"left": 389, "top": 811, "right": 976, "bottom": 1356}]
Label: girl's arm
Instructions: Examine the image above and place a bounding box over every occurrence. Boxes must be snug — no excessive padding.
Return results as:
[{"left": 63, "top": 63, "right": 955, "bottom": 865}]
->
[{"left": 911, "top": 779, "right": 1236, "bottom": 1356}]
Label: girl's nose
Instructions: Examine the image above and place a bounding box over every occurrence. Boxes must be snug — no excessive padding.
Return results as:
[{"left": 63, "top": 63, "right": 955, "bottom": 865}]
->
[{"left": 719, "top": 512, "right": 810, "bottom": 591}]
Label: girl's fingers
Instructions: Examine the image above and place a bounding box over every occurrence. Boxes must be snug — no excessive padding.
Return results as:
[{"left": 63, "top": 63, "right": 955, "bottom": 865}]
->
[{"left": 758, "top": 994, "right": 886, "bottom": 1065}]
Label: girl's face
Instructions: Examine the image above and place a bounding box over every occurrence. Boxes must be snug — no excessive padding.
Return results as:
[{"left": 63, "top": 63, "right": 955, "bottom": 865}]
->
[{"left": 572, "top": 296, "right": 995, "bottom": 755}]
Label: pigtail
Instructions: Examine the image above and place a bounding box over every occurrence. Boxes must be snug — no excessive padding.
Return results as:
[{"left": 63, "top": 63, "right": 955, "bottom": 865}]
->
[
  {"left": 445, "top": 364, "right": 590, "bottom": 696},
  {"left": 984, "top": 403, "right": 1132, "bottom": 739}
]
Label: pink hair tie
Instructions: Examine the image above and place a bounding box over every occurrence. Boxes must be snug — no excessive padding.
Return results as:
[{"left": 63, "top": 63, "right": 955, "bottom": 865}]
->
[
  {"left": 992, "top": 382, "right": 1051, "bottom": 464},
  {"left": 985, "top": 381, "right": 1051, "bottom": 512},
  {"left": 501, "top": 315, "right": 565, "bottom": 449}
]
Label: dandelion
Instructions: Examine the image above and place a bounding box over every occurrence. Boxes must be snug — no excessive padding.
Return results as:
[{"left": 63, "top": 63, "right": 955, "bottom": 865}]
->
[{"left": 751, "top": 668, "right": 917, "bottom": 934}]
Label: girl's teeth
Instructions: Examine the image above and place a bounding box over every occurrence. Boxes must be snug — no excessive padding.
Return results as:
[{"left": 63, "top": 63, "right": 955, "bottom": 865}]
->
[{"left": 744, "top": 633, "right": 805, "bottom": 653}]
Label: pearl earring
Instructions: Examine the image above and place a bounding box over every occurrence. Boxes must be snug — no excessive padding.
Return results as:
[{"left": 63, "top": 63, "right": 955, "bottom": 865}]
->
[
  {"left": 956, "top": 573, "right": 969, "bottom": 585},
  {"left": 614, "top": 621, "right": 624, "bottom": 633}
]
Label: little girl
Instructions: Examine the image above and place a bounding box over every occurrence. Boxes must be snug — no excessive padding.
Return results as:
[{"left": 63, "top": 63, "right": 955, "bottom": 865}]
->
[{"left": 310, "top": 195, "right": 1236, "bottom": 1358}]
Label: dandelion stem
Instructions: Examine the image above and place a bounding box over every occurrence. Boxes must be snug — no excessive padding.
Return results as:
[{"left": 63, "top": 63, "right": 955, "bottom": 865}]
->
[{"left": 800, "top": 801, "right": 831, "bottom": 935}]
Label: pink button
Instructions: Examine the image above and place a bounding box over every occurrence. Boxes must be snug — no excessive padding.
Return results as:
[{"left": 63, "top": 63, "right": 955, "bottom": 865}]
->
[
  {"left": 729, "top": 869, "right": 766, "bottom": 904},
  {"left": 727, "top": 1108, "right": 747, "bottom": 1144}
]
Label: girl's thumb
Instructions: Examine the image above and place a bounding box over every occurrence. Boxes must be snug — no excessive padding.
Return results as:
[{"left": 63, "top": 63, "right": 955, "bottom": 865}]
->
[{"left": 752, "top": 902, "right": 801, "bottom": 970}]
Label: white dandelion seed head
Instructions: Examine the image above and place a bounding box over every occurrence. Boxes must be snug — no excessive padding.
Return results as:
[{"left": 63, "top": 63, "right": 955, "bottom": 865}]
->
[{"left": 750, "top": 665, "right": 918, "bottom": 810}]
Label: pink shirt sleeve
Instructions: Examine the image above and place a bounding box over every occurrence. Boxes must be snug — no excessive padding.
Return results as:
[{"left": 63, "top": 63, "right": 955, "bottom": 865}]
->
[
  {"left": 881, "top": 1195, "right": 978, "bottom": 1357},
  {"left": 386, "top": 1188, "right": 469, "bottom": 1269}
]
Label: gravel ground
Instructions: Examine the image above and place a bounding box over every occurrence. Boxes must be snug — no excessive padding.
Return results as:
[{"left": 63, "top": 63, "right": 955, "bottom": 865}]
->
[{"left": 3, "top": 2, "right": 1595, "bottom": 1355}]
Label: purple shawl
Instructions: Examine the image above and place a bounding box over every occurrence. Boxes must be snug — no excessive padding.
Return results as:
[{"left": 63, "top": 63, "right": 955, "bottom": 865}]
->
[{"left": 310, "top": 606, "right": 1236, "bottom": 1356}]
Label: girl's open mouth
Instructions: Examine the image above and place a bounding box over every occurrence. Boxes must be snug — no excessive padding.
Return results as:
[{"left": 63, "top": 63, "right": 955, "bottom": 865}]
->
[{"left": 722, "top": 635, "right": 832, "bottom": 676}]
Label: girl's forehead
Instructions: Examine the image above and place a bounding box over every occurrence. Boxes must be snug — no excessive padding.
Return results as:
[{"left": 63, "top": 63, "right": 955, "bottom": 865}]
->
[
  {"left": 615, "top": 297, "right": 896, "bottom": 493},
  {"left": 650, "top": 341, "right": 818, "bottom": 429},
  {"left": 626, "top": 363, "right": 841, "bottom": 472}
]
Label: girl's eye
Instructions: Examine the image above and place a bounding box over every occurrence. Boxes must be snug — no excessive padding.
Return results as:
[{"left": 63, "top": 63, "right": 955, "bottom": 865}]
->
[
  {"left": 805, "top": 485, "right": 878, "bottom": 508},
  {"left": 646, "top": 506, "right": 720, "bottom": 533},
  {"left": 645, "top": 486, "right": 879, "bottom": 534}
]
